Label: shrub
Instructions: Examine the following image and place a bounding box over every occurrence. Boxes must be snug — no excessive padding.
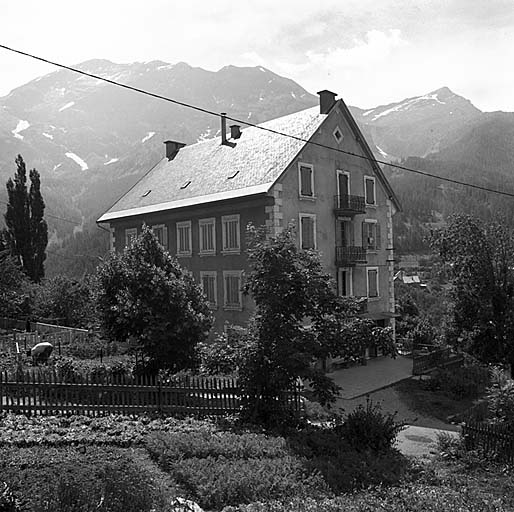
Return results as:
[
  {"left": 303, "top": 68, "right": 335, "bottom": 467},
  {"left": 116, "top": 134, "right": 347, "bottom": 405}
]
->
[
  {"left": 165, "top": 456, "right": 328, "bottom": 509},
  {"left": 0, "top": 482, "right": 17, "bottom": 512},
  {"left": 1, "top": 446, "right": 170, "bottom": 512},
  {"left": 338, "top": 397, "right": 405, "bottom": 452},
  {"left": 486, "top": 367, "right": 514, "bottom": 429},
  {"left": 427, "top": 364, "right": 490, "bottom": 400},
  {"left": 146, "top": 430, "right": 288, "bottom": 463}
]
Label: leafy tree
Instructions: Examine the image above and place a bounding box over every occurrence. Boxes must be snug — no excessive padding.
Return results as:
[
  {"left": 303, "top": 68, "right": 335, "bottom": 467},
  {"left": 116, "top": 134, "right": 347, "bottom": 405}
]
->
[
  {"left": 3, "top": 155, "right": 48, "bottom": 282},
  {"left": 31, "top": 275, "right": 96, "bottom": 328},
  {"left": 95, "top": 225, "right": 212, "bottom": 373},
  {"left": 240, "top": 224, "right": 396, "bottom": 424},
  {"left": 0, "top": 241, "right": 29, "bottom": 319},
  {"left": 430, "top": 214, "right": 514, "bottom": 376}
]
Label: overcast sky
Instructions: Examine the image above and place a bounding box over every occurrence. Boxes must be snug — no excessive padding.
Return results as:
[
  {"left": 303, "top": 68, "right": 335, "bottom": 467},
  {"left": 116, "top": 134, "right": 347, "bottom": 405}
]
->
[{"left": 1, "top": 0, "right": 513, "bottom": 111}]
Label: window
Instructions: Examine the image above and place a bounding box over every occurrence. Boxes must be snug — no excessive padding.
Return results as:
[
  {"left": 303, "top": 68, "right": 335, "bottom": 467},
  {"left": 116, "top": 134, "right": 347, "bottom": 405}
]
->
[
  {"left": 124, "top": 228, "right": 137, "bottom": 247},
  {"left": 338, "top": 268, "right": 353, "bottom": 297},
  {"left": 200, "top": 271, "right": 217, "bottom": 307},
  {"left": 176, "top": 221, "right": 192, "bottom": 256},
  {"left": 362, "top": 220, "right": 381, "bottom": 251},
  {"left": 364, "top": 176, "right": 376, "bottom": 205},
  {"left": 151, "top": 224, "right": 168, "bottom": 248},
  {"left": 367, "top": 267, "right": 379, "bottom": 298},
  {"left": 333, "top": 126, "right": 343, "bottom": 144},
  {"left": 222, "top": 215, "right": 240, "bottom": 253},
  {"left": 199, "top": 218, "right": 216, "bottom": 255},
  {"left": 299, "top": 214, "right": 316, "bottom": 250},
  {"left": 223, "top": 271, "right": 242, "bottom": 309},
  {"left": 298, "top": 163, "right": 314, "bottom": 198}
]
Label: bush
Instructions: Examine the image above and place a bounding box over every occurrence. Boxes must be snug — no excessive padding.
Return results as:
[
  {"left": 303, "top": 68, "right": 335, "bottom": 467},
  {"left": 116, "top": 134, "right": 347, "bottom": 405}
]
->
[
  {"left": 486, "top": 367, "right": 514, "bottom": 429},
  {"left": 338, "top": 397, "right": 405, "bottom": 452},
  {"left": 165, "top": 456, "right": 328, "bottom": 510},
  {"left": 0, "top": 446, "right": 171, "bottom": 512},
  {"left": 0, "top": 482, "right": 17, "bottom": 512},
  {"left": 146, "top": 430, "right": 288, "bottom": 463},
  {"left": 423, "top": 364, "right": 490, "bottom": 400}
]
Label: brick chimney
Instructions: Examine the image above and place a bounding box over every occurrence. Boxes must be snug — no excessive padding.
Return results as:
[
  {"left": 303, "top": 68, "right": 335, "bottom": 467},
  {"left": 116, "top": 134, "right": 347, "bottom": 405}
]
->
[
  {"left": 317, "top": 90, "right": 337, "bottom": 114},
  {"left": 230, "top": 124, "right": 242, "bottom": 139},
  {"left": 164, "top": 140, "right": 186, "bottom": 160}
]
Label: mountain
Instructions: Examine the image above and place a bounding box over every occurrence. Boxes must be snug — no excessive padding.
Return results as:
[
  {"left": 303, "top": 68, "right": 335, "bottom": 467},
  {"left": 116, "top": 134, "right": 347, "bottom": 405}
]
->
[
  {"left": 350, "top": 86, "right": 482, "bottom": 160},
  {"left": 1, "top": 62, "right": 512, "bottom": 272},
  {"left": 0, "top": 60, "right": 317, "bottom": 274}
]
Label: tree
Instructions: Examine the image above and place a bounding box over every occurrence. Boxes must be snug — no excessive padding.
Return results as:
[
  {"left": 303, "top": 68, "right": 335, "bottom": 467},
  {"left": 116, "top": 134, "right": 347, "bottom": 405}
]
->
[
  {"left": 95, "top": 225, "right": 213, "bottom": 373},
  {"left": 430, "top": 214, "right": 514, "bottom": 376},
  {"left": 3, "top": 155, "right": 48, "bottom": 282},
  {"left": 0, "top": 241, "right": 29, "bottom": 319},
  {"left": 240, "top": 224, "right": 396, "bottom": 424}
]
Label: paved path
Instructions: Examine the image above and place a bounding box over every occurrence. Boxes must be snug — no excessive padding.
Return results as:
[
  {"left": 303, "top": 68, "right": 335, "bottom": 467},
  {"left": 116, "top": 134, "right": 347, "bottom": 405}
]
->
[
  {"left": 328, "top": 355, "right": 413, "bottom": 399},
  {"left": 396, "top": 425, "right": 460, "bottom": 458}
]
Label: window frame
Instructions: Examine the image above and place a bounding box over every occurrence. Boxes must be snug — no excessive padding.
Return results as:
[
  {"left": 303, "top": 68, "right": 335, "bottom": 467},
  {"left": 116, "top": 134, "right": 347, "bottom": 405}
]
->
[
  {"left": 363, "top": 219, "right": 378, "bottom": 251},
  {"left": 223, "top": 270, "right": 243, "bottom": 310},
  {"left": 124, "top": 228, "right": 137, "bottom": 248},
  {"left": 200, "top": 270, "right": 218, "bottom": 308},
  {"left": 221, "top": 214, "right": 241, "bottom": 254},
  {"left": 151, "top": 223, "right": 167, "bottom": 249},
  {"left": 298, "top": 162, "right": 315, "bottom": 199},
  {"left": 338, "top": 267, "right": 353, "bottom": 297},
  {"left": 299, "top": 213, "right": 317, "bottom": 250},
  {"left": 176, "top": 220, "right": 192, "bottom": 257},
  {"left": 199, "top": 217, "right": 216, "bottom": 256},
  {"left": 336, "top": 169, "right": 351, "bottom": 197},
  {"left": 364, "top": 175, "right": 376, "bottom": 206},
  {"left": 333, "top": 126, "right": 343, "bottom": 144},
  {"left": 366, "top": 266, "right": 379, "bottom": 299}
]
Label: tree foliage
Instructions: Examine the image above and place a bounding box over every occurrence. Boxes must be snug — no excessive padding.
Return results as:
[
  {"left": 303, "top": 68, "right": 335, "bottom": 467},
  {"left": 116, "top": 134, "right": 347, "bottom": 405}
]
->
[
  {"left": 430, "top": 214, "right": 514, "bottom": 373},
  {"left": 95, "top": 225, "right": 213, "bottom": 373},
  {"left": 240, "top": 224, "right": 395, "bottom": 424},
  {"left": 0, "top": 237, "right": 29, "bottom": 319},
  {"left": 3, "top": 155, "right": 48, "bottom": 282}
]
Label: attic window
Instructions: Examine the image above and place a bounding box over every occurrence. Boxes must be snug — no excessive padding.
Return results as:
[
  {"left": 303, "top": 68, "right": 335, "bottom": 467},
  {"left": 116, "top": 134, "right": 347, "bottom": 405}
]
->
[
  {"left": 227, "top": 171, "right": 239, "bottom": 180},
  {"left": 180, "top": 180, "right": 191, "bottom": 189},
  {"left": 333, "top": 126, "right": 343, "bottom": 144},
  {"left": 141, "top": 189, "right": 151, "bottom": 197}
]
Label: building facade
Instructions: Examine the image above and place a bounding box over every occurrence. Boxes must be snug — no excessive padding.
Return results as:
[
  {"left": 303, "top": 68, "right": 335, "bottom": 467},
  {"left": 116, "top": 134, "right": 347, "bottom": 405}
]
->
[{"left": 98, "top": 91, "right": 401, "bottom": 337}]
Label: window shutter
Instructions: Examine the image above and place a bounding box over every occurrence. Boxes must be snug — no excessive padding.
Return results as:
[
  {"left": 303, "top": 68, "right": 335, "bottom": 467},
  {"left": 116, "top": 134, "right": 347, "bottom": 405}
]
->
[
  {"left": 362, "top": 222, "right": 367, "bottom": 248},
  {"left": 163, "top": 226, "right": 168, "bottom": 249},
  {"left": 375, "top": 223, "right": 381, "bottom": 249}
]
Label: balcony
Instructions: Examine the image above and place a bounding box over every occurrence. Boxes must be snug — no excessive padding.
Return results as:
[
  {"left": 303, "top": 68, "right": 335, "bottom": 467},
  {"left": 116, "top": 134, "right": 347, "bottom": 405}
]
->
[
  {"left": 335, "top": 246, "right": 367, "bottom": 266},
  {"left": 334, "top": 194, "right": 366, "bottom": 216}
]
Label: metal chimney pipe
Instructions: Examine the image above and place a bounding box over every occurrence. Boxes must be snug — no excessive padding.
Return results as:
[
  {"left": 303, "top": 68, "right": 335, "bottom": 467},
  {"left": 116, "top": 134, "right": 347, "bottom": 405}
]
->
[{"left": 220, "top": 113, "right": 228, "bottom": 145}]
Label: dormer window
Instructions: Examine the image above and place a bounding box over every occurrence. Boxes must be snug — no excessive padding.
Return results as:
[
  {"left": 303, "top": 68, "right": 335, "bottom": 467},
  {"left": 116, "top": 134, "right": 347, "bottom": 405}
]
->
[{"left": 299, "top": 163, "right": 314, "bottom": 198}]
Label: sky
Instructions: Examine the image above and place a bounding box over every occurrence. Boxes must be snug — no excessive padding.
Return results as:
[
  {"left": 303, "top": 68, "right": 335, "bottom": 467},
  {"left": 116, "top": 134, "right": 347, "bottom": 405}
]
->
[{"left": 1, "top": 0, "right": 513, "bottom": 111}]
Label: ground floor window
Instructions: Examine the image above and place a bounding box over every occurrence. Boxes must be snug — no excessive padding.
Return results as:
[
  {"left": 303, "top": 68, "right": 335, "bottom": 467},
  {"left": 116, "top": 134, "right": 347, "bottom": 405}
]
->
[
  {"left": 338, "top": 267, "right": 353, "bottom": 297},
  {"left": 200, "top": 271, "right": 217, "bottom": 307},
  {"left": 223, "top": 271, "right": 243, "bottom": 310},
  {"left": 367, "top": 267, "right": 379, "bottom": 298}
]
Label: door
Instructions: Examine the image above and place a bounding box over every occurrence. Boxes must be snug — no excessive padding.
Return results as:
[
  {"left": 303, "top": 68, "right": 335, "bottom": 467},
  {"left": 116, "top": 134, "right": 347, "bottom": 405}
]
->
[
  {"left": 337, "top": 219, "right": 353, "bottom": 247},
  {"left": 337, "top": 172, "right": 349, "bottom": 208}
]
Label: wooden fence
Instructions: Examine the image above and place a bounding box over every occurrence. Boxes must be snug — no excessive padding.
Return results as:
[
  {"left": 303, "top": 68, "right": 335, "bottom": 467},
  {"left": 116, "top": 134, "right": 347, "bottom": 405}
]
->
[
  {"left": 0, "top": 371, "right": 303, "bottom": 418},
  {"left": 412, "top": 347, "right": 463, "bottom": 375},
  {"left": 462, "top": 421, "right": 514, "bottom": 463}
]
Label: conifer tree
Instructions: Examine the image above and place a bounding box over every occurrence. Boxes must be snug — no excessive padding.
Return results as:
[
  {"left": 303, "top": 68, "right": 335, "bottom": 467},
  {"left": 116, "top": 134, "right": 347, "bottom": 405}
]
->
[{"left": 3, "top": 155, "right": 48, "bottom": 282}]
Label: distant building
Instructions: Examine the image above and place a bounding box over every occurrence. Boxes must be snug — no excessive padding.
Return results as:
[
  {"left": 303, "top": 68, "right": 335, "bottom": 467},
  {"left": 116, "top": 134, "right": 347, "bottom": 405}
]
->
[{"left": 98, "top": 90, "right": 401, "bottom": 338}]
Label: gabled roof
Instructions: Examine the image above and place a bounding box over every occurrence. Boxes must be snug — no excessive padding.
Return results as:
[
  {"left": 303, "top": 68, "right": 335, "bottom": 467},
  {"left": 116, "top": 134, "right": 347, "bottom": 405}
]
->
[
  {"left": 98, "top": 107, "right": 326, "bottom": 222},
  {"left": 98, "top": 100, "right": 401, "bottom": 223}
]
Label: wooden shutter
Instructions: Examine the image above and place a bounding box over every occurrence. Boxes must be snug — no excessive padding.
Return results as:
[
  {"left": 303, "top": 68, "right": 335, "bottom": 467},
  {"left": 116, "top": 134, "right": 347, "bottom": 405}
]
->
[
  {"left": 163, "top": 226, "right": 168, "bottom": 249},
  {"left": 375, "top": 223, "right": 381, "bottom": 249},
  {"left": 362, "top": 221, "right": 367, "bottom": 249}
]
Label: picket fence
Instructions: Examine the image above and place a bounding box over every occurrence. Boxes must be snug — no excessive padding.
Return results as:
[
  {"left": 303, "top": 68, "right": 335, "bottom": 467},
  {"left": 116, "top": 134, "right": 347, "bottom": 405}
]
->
[
  {"left": 0, "top": 371, "right": 303, "bottom": 418},
  {"left": 462, "top": 421, "right": 514, "bottom": 463}
]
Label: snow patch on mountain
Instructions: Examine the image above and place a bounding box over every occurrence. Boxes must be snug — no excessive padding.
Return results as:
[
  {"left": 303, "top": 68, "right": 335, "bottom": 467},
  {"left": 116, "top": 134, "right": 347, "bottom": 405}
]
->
[
  {"left": 12, "top": 120, "right": 30, "bottom": 140},
  {"left": 142, "top": 131, "right": 155, "bottom": 143},
  {"left": 362, "top": 109, "right": 375, "bottom": 117},
  {"left": 42, "top": 133, "right": 54, "bottom": 140},
  {"left": 371, "top": 93, "right": 446, "bottom": 121},
  {"left": 59, "top": 101, "right": 75, "bottom": 112},
  {"left": 104, "top": 157, "right": 119, "bottom": 165},
  {"left": 65, "top": 152, "right": 88, "bottom": 171},
  {"left": 376, "top": 145, "right": 389, "bottom": 158}
]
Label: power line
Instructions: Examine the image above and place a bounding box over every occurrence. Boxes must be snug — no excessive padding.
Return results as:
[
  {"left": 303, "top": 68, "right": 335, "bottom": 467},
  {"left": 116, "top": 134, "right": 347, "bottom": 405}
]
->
[{"left": 1, "top": 43, "right": 513, "bottom": 199}]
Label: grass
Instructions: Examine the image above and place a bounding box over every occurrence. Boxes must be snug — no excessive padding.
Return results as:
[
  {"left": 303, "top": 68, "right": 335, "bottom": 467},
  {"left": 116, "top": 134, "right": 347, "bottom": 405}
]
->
[{"left": 394, "top": 377, "right": 481, "bottom": 424}]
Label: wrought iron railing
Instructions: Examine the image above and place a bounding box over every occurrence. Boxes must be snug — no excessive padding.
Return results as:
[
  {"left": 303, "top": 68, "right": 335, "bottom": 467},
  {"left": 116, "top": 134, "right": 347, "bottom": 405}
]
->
[
  {"left": 334, "top": 194, "right": 366, "bottom": 214},
  {"left": 335, "top": 246, "right": 367, "bottom": 265}
]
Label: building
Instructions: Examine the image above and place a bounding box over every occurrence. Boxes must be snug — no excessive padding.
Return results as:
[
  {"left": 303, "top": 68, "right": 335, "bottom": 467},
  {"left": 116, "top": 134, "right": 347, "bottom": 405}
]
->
[{"left": 97, "top": 90, "right": 401, "bottom": 337}]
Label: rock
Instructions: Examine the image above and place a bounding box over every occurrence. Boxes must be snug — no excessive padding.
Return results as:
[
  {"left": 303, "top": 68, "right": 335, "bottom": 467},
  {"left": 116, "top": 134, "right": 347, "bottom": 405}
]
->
[{"left": 170, "top": 497, "right": 203, "bottom": 512}]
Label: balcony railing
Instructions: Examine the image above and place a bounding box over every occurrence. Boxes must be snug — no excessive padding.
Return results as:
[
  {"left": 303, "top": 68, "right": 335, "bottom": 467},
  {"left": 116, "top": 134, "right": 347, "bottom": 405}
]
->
[
  {"left": 334, "top": 194, "right": 366, "bottom": 215},
  {"left": 335, "top": 246, "right": 367, "bottom": 266}
]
